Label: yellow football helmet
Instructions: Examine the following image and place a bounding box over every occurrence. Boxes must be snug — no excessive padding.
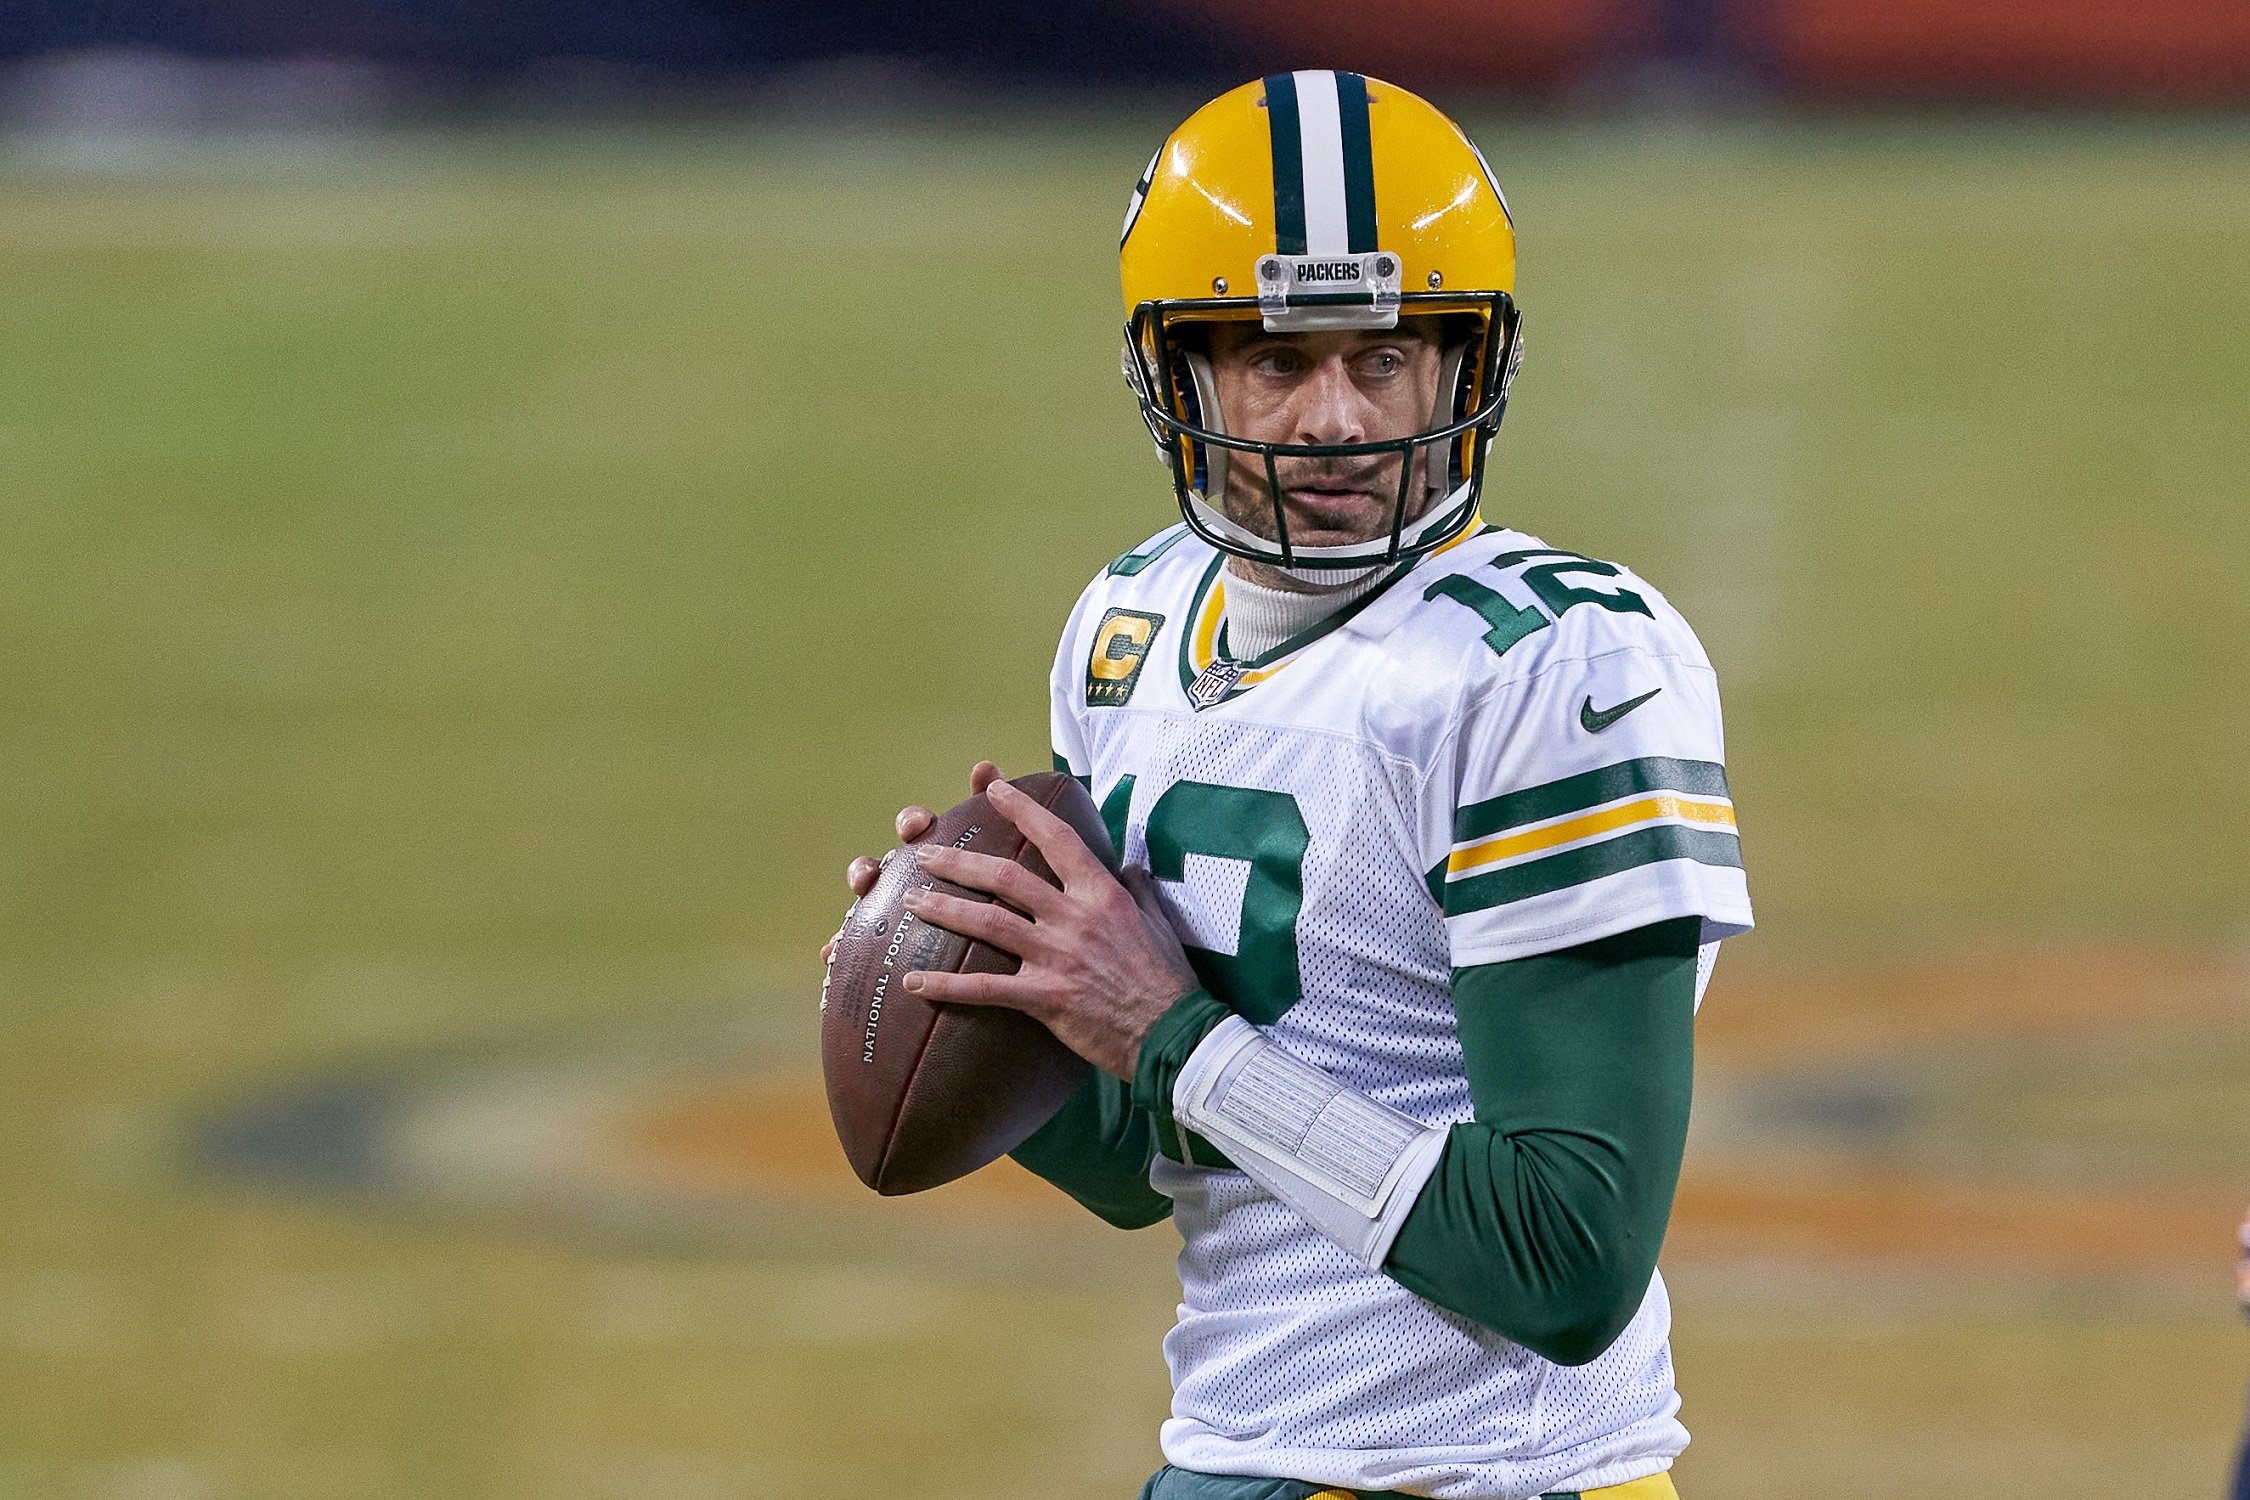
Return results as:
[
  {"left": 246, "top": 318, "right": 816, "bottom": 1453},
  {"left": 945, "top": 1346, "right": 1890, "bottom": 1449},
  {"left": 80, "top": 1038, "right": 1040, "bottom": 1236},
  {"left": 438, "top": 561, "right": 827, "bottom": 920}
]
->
[{"left": 1119, "top": 71, "right": 1523, "bottom": 571}]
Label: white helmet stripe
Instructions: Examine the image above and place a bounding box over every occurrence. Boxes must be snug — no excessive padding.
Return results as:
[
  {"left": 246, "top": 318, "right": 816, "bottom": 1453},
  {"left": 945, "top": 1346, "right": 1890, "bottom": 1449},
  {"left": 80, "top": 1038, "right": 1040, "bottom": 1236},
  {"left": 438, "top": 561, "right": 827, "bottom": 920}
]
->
[
  {"left": 1291, "top": 70, "right": 1352, "bottom": 257},
  {"left": 1120, "top": 146, "right": 1160, "bottom": 248},
  {"left": 1465, "top": 137, "right": 1514, "bottom": 228}
]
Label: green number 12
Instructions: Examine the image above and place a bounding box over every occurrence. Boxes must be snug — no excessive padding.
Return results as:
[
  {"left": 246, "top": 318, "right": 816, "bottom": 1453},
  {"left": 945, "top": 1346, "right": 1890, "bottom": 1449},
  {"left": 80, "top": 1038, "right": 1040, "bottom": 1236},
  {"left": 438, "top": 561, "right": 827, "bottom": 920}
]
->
[
  {"left": 1143, "top": 782, "right": 1309, "bottom": 1024},
  {"left": 1426, "top": 553, "right": 1652, "bottom": 664}
]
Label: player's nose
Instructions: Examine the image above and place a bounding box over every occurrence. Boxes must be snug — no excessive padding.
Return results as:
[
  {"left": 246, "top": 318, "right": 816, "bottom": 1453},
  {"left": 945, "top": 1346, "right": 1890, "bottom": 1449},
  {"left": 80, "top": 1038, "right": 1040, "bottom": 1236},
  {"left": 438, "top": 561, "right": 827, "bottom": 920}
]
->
[{"left": 1292, "top": 356, "right": 1369, "bottom": 447}]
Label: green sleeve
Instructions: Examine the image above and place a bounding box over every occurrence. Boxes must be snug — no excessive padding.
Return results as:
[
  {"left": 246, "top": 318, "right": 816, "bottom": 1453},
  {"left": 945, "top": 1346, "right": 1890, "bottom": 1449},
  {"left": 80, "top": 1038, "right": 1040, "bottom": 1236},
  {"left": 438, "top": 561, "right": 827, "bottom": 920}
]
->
[
  {"left": 1385, "top": 918, "right": 1698, "bottom": 1366},
  {"left": 1007, "top": 1070, "right": 1170, "bottom": 1229},
  {"left": 1005, "top": 986, "right": 1234, "bottom": 1227},
  {"left": 1129, "top": 987, "right": 1235, "bottom": 1133}
]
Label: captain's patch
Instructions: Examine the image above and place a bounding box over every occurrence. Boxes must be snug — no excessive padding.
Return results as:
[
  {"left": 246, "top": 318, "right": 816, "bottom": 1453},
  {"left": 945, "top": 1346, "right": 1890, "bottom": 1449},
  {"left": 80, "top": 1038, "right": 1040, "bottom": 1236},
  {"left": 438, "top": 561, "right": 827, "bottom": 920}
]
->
[{"left": 1086, "top": 608, "right": 1163, "bottom": 707}]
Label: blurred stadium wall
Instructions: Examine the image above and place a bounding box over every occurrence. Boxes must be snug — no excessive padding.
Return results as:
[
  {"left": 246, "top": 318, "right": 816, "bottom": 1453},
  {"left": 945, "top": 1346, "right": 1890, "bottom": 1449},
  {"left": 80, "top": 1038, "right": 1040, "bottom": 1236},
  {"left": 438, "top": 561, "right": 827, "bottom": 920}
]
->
[{"left": 3, "top": 0, "right": 2247, "bottom": 111}]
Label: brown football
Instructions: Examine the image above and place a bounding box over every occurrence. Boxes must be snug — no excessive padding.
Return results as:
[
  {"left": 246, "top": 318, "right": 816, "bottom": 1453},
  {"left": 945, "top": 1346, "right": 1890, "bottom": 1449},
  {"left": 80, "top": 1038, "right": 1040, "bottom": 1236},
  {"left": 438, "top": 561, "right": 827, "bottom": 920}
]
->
[{"left": 820, "top": 772, "right": 1108, "bottom": 1195}]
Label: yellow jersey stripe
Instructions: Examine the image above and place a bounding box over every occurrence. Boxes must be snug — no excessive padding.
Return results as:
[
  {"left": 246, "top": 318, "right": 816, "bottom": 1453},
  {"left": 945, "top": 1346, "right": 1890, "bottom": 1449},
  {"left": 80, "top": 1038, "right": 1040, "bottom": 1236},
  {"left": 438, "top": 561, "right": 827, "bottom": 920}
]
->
[
  {"left": 1194, "top": 577, "right": 1226, "bottom": 667},
  {"left": 1189, "top": 514, "right": 1486, "bottom": 677},
  {"left": 1429, "top": 512, "right": 1483, "bottom": 558},
  {"left": 1449, "top": 794, "right": 1735, "bottom": 877}
]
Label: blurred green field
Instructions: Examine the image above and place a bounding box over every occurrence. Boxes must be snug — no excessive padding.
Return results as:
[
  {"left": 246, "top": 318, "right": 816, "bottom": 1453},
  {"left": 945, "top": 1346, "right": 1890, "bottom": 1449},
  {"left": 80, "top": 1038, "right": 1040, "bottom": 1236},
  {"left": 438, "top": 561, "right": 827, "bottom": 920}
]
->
[{"left": 2, "top": 114, "right": 2247, "bottom": 1498}]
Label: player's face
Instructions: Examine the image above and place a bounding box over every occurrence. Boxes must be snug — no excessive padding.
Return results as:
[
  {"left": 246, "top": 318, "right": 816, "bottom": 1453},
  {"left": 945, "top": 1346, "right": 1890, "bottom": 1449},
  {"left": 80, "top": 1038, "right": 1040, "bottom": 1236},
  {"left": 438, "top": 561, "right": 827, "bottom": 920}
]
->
[{"left": 1204, "top": 319, "right": 1445, "bottom": 554}]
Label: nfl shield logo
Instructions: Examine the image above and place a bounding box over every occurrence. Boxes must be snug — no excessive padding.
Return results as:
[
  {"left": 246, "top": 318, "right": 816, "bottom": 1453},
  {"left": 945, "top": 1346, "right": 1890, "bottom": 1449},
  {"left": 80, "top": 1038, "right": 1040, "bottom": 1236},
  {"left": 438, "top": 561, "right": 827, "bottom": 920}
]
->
[{"left": 1188, "top": 658, "right": 1244, "bottom": 711}]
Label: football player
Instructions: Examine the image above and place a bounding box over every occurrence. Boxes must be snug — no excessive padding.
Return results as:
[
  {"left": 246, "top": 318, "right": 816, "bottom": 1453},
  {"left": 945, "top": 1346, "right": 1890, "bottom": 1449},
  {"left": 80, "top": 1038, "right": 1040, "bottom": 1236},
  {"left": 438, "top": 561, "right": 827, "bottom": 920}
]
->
[
  {"left": 2233, "top": 1203, "right": 2250, "bottom": 1500},
  {"left": 833, "top": 73, "right": 1751, "bottom": 1499}
]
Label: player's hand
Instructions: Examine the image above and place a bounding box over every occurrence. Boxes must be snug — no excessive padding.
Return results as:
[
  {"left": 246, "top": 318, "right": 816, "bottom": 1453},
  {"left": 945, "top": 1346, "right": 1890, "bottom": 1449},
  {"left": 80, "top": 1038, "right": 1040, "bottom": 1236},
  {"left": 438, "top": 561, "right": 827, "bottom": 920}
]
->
[
  {"left": 2237, "top": 1204, "right": 2250, "bottom": 1323},
  {"left": 899, "top": 775, "right": 1199, "bottom": 1080},
  {"left": 821, "top": 761, "right": 1003, "bottom": 964}
]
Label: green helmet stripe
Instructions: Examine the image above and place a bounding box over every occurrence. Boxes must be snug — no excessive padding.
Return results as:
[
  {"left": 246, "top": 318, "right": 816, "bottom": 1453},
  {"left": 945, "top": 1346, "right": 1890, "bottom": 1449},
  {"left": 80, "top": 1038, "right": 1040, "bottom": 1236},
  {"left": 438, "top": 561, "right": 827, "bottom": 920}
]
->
[
  {"left": 1263, "top": 71, "right": 1307, "bottom": 256},
  {"left": 1336, "top": 71, "right": 1379, "bottom": 254}
]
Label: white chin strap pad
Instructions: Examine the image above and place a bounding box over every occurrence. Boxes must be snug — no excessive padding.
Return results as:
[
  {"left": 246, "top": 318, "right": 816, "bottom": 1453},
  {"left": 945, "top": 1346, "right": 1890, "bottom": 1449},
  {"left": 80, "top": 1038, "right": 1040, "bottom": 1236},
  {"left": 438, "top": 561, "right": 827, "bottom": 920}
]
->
[
  {"left": 1181, "top": 349, "right": 1229, "bottom": 504},
  {"left": 1174, "top": 1017, "right": 1448, "bottom": 1269}
]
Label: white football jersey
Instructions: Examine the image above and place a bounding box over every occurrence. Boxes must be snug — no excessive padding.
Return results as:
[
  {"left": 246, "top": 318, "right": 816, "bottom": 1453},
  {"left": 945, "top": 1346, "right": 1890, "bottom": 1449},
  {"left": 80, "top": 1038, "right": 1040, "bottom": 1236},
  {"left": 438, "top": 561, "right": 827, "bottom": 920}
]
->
[{"left": 1048, "top": 520, "right": 1752, "bottom": 1499}]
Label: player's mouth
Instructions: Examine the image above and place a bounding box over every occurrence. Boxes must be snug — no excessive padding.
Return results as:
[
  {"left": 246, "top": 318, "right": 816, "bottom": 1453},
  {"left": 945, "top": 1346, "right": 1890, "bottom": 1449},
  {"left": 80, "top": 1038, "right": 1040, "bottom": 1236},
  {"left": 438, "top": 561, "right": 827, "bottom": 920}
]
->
[
  {"left": 1225, "top": 463, "right": 1407, "bottom": 545},
  {"left": 1281, "top": 486, "right": 1382, "bottom": 532}
]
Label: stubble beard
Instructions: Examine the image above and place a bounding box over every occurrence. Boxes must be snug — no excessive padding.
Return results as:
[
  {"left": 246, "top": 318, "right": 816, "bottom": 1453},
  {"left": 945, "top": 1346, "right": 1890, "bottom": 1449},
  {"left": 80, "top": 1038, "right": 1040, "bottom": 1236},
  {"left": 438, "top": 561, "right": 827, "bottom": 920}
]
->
[{"left": 1218, "top": 449, "right": 1434, "bottom": 592}]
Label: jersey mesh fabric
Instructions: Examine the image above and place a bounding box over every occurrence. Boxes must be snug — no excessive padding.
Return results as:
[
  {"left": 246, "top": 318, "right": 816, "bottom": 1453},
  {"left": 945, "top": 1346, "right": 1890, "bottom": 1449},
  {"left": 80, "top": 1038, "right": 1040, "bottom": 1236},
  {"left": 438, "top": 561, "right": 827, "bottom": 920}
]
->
[
  {"left": 1050, "top": 526, "right": 1742, "bottom": 1498},
  {"left": 1124, "top": 712, "right": 1463, "bottom": 1116}
]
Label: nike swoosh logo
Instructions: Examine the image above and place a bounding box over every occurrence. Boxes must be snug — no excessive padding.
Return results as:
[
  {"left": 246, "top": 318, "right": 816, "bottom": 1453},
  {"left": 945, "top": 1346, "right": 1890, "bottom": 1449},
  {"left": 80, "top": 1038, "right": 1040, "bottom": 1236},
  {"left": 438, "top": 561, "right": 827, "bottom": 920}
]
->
[{"left": 1580, "top": 688, "right": 1662, "bottom": 733}]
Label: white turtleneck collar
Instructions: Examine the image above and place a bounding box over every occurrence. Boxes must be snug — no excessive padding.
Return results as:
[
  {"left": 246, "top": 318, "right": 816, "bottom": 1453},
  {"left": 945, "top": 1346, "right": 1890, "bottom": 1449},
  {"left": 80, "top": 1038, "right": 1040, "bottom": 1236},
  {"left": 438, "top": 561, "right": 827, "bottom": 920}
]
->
[{"left": 1220, "top": 562, "right": 1390, "bottom": 661}]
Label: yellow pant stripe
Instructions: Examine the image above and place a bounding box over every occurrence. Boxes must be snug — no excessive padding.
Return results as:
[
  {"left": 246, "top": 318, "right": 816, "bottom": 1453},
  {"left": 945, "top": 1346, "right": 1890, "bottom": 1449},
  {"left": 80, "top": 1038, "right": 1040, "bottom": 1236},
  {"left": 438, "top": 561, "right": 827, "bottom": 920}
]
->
[
  {"left": 1582, "top": 1474, "right": 1679, "bottom": 1500},
  {"left": 1306, "top": 1470, "right": 1675, "bottom": 1500}
]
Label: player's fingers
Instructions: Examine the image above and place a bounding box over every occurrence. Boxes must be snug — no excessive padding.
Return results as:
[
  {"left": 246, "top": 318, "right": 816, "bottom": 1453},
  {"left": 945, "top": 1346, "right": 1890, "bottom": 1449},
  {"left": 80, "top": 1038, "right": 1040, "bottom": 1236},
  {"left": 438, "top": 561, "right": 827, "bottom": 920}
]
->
[
  {"left": 895, "top": 805, "right": 935, "bottom": 841},
  {"left": 846, "top": 856, "right": 882, "bottom": 897},
  {"left": 913, "top": 845, "right": 1060, "bottom": 917},
  {"left": 820, "top": 937, "right": 837, "bottom": 964},
  {"left": 902, "top": 887, "right": 1038, "bottom": 955},
  {"left": 985, "top": 777, "right": 1111, "bottom": 888},
  {"left": 899, "top": 967, "right": 1038, "bottom": 1012},
  {"left": 968, "top": 760, "right": 1002, "bottom": 794}
]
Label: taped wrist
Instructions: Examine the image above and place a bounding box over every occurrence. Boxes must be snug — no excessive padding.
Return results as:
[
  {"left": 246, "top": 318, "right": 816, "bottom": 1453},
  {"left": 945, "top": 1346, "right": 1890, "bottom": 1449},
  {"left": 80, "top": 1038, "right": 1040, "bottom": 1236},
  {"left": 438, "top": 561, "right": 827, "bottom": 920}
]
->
[{"left": 1173, "top": 1017, "right": 1447, "bottom": 1268}]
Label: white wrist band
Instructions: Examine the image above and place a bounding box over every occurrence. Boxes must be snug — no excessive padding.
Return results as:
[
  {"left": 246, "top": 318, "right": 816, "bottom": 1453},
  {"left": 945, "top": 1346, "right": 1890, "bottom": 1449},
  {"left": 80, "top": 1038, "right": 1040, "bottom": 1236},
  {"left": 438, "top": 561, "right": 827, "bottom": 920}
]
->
[{"left": 1174, "top": 1017, "right": 1448, "bottom": 1269}]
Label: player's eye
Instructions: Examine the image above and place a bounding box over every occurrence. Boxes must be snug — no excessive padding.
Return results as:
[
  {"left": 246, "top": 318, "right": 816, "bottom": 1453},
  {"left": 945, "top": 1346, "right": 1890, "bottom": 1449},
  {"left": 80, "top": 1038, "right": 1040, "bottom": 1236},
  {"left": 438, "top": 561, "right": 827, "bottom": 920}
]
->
[{"left": 1359, "top": 348, "right": 1405, "bottom": 378}]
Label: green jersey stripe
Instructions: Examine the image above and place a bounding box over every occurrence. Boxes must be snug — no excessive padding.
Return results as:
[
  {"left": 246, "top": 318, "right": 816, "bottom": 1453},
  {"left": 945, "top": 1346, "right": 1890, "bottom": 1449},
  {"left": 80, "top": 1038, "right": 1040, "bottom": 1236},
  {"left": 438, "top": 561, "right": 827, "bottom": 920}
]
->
[
  {"left": 1453, "top": 756, "right": 1731, "bottom": 844},
  {"left": 1105, "top": 523, "right": 1189, "bottom": 577},
  {"left": 1440, "top": 824, "right": 1744, "bottom": 917},
  {"left": 1263, "top": 72, "right": 1307, "bottom": 256},
  {"left": 1173, "top": 550, "right": 1414, "bottom": 702}
]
